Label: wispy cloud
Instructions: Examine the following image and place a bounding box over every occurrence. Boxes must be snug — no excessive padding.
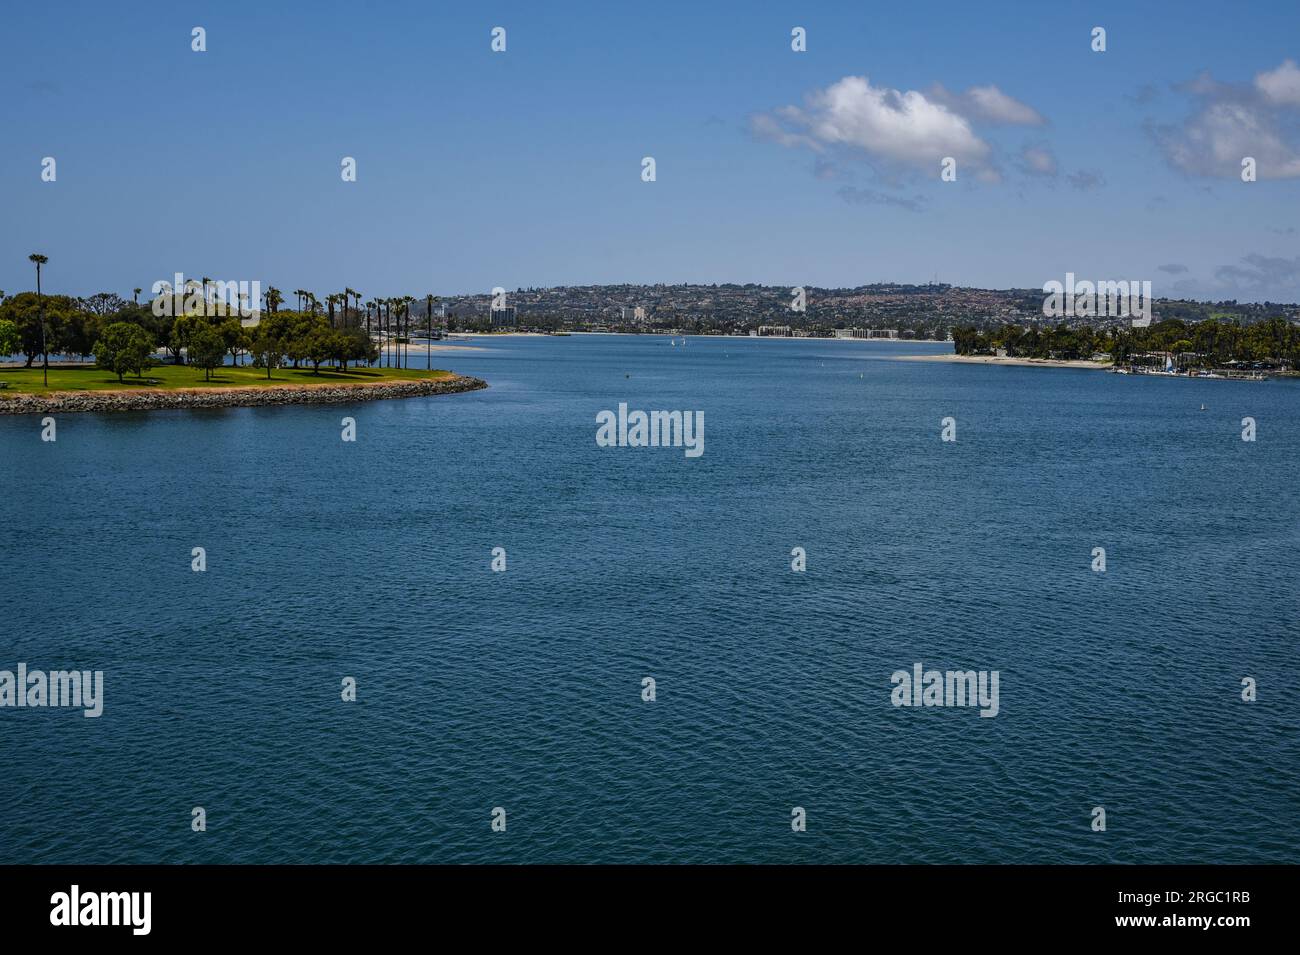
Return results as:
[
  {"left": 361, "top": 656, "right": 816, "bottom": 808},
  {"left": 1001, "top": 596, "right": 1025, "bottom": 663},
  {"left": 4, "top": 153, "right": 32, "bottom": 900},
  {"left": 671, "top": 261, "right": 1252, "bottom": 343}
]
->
[
  {"left": 1018, "top": 144, "right": 1058, "bottom": 177},
  {"left": 1148, "top": 59, "right": 1300, "bottom": 179},
  {"left": 929, "top": 83, "right": 1046, "bottom": 126},
  {"left": 836, "top": 186, "right": 928, "bottom": 212},
  {"left": 1214, "top": 253, "right": 1300, "bottom": 296},
  {"left": 1165, "top": 253, "right": 1300, "bottom": 302},
  {"left": 1066, "top": 169, "right": 1106, "bottom": 191}
]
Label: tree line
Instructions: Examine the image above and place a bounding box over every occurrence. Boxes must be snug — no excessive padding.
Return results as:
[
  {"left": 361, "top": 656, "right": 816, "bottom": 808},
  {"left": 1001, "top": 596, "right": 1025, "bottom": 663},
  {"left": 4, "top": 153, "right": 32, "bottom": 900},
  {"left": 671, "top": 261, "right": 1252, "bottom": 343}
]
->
[
  {"left": 952, "top": 317, "right": 1300, "bottom": 366},
  {"left": 0, "top": 279, "right": 447, "bottom": 382}
]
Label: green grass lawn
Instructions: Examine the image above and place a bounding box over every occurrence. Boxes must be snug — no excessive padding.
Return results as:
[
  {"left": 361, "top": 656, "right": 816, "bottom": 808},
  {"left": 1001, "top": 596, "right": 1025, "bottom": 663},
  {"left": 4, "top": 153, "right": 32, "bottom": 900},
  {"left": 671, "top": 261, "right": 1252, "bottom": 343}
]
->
[{"left": 0, "top": 362, "right": 454, "bottom": 395}]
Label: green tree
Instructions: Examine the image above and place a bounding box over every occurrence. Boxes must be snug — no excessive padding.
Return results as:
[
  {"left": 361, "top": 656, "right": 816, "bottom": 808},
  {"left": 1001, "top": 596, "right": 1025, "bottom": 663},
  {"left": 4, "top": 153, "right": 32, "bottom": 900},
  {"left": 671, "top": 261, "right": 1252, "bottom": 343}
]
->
[
  {"left": 219, "top": 318, "right": 248, "bottom": 367},
  {"left": 188, "top": 324, "right": 227, "bottom": 381},
  {"left": 301, "top": 326, "right": 334, "bottom": 373},
  {"left": 0, "top": 318, "right": 19, "bottom": 357},
  {"left": 249, "top": 325, "right": 287, "bottom": 379},
  {"left": 94, "top": 322, "right": 154, "bottom": 382}
]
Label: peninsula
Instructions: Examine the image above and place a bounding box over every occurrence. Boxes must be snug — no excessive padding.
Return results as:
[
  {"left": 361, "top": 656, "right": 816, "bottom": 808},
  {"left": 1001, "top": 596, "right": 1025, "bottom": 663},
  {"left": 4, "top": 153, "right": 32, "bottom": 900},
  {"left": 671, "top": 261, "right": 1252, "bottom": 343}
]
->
[{"left": 0, "top": 364, "right": 486, "bottom": 415}]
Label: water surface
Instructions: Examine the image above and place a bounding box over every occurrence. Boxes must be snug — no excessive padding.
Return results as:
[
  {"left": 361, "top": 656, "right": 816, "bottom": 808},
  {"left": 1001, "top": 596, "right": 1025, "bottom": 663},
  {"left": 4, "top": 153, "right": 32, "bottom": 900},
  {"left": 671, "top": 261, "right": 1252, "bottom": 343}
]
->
[{"left": 2, "top": 335, "right": 1296, "bottom": 863}]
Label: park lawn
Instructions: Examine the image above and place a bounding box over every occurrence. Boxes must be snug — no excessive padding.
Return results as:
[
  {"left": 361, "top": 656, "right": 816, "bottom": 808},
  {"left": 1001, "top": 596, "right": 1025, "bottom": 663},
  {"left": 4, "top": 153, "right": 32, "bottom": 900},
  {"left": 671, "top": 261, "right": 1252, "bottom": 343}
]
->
[{"left": 0, "top": 362, "right": 454, "bottom": 395}]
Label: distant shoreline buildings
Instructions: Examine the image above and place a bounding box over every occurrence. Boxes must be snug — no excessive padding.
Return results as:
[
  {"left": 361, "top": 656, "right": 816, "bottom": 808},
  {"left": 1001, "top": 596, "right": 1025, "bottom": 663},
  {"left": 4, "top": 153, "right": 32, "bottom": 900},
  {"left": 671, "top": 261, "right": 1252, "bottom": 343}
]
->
[{"left": 406, "top": 282, "right": 1297, "bottom": 339}]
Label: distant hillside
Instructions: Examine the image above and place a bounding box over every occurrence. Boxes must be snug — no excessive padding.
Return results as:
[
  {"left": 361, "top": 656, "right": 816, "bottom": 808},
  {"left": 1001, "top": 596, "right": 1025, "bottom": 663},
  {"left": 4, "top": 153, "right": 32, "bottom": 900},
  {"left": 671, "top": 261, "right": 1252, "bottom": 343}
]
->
[{"left": 423, "top": 283, "right": 1299, "bottom": 336}]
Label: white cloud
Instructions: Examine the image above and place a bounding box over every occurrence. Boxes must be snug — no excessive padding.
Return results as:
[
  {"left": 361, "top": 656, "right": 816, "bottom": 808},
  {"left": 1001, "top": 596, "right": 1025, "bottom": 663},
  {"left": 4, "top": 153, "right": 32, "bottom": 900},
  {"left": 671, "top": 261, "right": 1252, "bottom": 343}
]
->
[
  {"left": 753, "top": 75, "right": 993, "bottom": 170},
  {"left": 1255, "top": 59, "right": 1300, "bottom": 105}
]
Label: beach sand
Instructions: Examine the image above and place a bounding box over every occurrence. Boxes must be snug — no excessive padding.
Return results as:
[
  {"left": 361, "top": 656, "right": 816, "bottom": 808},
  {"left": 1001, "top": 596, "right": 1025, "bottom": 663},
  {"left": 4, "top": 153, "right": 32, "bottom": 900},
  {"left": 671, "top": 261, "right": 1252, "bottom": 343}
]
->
[{"left": 895, "top": 354, "right": 1111, "bottom": 370}]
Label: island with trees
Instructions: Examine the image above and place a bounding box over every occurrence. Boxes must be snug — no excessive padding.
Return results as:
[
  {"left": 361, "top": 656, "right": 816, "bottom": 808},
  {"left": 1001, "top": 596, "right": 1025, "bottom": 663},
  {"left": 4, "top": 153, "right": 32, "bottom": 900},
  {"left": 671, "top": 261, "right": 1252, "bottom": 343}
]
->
[
  {"left": 951, "top": 317, "right": 1298, "bottom": 376},
  {"left": 0, "top": 256, "right": 485, "bottom": 415}
]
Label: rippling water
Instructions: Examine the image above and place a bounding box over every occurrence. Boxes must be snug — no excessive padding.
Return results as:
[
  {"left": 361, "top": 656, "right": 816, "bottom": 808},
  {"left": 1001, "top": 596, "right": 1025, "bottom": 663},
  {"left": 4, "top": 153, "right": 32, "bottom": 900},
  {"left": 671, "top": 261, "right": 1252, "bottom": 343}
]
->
[{"left": 2, "top": 335, "right": 1297, "bottom": 863}]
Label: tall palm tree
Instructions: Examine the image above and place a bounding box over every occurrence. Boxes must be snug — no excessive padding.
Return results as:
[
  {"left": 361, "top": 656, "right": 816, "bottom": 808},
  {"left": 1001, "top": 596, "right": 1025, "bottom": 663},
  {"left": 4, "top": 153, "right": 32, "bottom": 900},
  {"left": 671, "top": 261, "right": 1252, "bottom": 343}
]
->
[
  {"left": 382, "top": 298, "right": 391, "bottom": 367},
  {"left": 399, "top": 297, "right": 409, "bottom": 367},
  {"left": 133, "top": 287, "right": 142, "bottom": 304},
  {"left": 344, "top": 288, "right": 358, "bottom": 327},
  {"left": 404, "top": 296, "right": 415, "bottom": 368},
  {"left": 294, "top": 288, "right": 308, "bottom": 313},
  {"left": 390, "top": 297, "right": 399, "bottom": 367},
  {"left": 28, "top": 253, "right": 49, "bottom": 386},
  {"left": 266, "top": 286, "right": 284, "bottom": 314},
  {"left": 426, "top": 294, "right": 436, "bottom": 369}
]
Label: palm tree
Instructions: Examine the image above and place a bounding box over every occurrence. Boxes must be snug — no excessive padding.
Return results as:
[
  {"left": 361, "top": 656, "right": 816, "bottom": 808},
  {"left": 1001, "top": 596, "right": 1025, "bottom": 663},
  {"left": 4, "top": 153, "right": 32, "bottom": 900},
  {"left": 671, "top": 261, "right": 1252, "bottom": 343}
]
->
[
  {"left": 133, "top": 287, "right": 142, "bottom": 304},
  {"left": 28, "top": 253, "right": 49, "bottom": 386},
  {"left": 294, "top": 288, "right": 308, "bottom": 313},
  {"left": 344, "top": 288, "right": 358, "bottom": 327},
  {"left": 404, "top": 296, "right": 415, "bottom": 368},
  {"left": 426, "top": 294, "right": 436, "bottom": 369},
  {"left": 266, "top": 286, "right": 284, "bottom": 314},
  {"left": 398, "top": 297, "right": 408, "bottom": 367},
  {"left": 390, "top": 297, "right": 399, "bottom": 367}
]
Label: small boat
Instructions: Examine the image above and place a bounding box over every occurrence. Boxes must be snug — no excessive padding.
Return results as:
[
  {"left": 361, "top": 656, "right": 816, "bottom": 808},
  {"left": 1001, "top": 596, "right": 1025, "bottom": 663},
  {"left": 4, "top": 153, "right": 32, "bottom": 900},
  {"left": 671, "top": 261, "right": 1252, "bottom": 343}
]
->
[{"left": 1200, "top": 404, "right": 1206, "bottom": 411}]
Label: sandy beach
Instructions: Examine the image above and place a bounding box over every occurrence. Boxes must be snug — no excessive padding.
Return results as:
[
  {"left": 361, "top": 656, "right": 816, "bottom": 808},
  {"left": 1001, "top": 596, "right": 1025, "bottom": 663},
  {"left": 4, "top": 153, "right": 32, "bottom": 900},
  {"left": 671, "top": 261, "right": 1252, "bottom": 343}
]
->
[
  {"left": 382, "top": 341, "right": 487, "bottom": 353},
  {"left": 895, "top": 354, "right": 1111, "bottom": 370}
]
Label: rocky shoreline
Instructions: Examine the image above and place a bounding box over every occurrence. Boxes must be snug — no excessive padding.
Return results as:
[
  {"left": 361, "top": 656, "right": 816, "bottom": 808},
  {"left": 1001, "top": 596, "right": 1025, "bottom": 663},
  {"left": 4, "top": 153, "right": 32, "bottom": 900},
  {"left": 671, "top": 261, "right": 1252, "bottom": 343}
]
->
[{"left": 0, "top": 375, "right": 487, "bottom": 415}]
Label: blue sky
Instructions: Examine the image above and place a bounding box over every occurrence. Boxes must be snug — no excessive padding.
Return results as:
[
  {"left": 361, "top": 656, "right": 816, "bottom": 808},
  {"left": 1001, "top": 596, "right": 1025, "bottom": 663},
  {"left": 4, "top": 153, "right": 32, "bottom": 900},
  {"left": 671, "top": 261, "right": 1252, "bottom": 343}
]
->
[{"left": 2, "top": 0, "right": 1298, "bottom": 301}]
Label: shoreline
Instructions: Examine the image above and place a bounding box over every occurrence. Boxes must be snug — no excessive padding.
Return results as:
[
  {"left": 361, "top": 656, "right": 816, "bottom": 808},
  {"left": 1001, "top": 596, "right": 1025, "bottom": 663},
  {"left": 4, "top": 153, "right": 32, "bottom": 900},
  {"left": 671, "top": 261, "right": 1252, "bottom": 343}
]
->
[
  {"left": 446, "top": 331, "right": 952, "bottom": 343},
  {"left": 895, "top": 354, "right": 1110, "bottom": 370},
  {"left": 0, "top": 374, "right": 487, "bottom": 416}
]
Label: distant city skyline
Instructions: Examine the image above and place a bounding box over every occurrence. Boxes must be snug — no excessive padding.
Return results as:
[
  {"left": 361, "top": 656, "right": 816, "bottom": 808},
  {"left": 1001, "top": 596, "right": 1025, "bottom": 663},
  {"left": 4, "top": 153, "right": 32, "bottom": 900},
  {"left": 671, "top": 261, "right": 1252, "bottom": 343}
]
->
[{"left": 3, "top": 1, "right": 1298, "bottom": 301}]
